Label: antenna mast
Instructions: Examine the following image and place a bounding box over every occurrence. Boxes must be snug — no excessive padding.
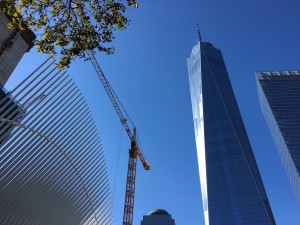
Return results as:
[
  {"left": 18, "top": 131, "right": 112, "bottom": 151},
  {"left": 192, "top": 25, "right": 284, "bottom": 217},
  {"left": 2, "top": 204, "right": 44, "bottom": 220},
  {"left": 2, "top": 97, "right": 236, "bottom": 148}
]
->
[{"left": 197, "top": 23, "right": 202, "bottom": 42}]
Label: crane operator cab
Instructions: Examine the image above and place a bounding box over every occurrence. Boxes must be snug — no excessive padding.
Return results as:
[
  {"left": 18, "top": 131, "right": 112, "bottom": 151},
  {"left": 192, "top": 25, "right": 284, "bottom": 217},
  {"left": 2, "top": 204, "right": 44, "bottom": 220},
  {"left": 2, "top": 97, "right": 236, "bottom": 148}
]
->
[{"left": 129, "top": 141, "right": 138, "bottom": 158}]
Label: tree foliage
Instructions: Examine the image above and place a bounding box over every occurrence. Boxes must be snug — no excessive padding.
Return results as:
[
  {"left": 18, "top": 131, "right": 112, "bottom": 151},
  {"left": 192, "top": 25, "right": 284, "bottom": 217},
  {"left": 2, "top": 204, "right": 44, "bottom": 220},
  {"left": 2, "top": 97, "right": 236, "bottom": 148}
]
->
[{"left": 0, "top": 0, "right": 138, "bottom": 69}]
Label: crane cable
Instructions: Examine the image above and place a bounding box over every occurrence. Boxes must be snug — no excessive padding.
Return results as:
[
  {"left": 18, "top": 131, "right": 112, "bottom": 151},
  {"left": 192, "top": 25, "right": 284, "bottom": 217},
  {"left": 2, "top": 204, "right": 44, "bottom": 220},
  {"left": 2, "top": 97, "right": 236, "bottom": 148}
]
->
[
  {"left": 107, "top": 78, "right": 135, "bottom": 129},
  {"left": 95, "top": 56, "right": 150, "bottom": 158}
]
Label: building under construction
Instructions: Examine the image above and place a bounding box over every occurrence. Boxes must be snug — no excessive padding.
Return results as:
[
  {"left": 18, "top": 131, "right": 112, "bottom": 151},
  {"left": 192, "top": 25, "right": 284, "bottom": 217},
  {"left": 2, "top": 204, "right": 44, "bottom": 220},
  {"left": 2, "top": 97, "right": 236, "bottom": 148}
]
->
[{"left": 0, "top": 12, "right": 36, "bottom": 86}]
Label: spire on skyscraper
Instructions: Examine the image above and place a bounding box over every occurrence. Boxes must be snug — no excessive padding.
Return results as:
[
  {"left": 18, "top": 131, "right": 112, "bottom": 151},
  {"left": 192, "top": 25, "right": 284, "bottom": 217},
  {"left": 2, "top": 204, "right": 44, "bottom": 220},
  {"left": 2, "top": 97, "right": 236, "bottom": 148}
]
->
[{"left": 196, "top": 23, "right": 202, "bottom": 42}]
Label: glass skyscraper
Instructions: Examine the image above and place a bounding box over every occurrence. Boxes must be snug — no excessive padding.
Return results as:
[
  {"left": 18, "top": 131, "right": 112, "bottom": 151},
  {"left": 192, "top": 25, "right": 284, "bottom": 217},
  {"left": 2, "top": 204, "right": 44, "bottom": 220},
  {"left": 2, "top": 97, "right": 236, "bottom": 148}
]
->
[
  {"left": 187, "top": 35, "right": 276, "bottom": 225},
  {"left": 256, "top": 70, "right": 300, "bottom": 203},
  {"left": 141, "top": 209, "right": 175, "bottom": 225}
]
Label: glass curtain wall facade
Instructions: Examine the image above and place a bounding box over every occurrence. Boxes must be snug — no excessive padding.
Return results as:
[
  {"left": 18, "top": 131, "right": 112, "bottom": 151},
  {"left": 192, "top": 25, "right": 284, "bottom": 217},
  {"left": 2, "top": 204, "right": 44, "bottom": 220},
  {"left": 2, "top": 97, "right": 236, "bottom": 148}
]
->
[
  {"left": 256, "top": 70, "right": 300, "bottom": 203},
  {"left": 141, "top": 209, "right": 175, "bottom": 225},
  {"left": 187, "top": 41, "right": 276, "bottom": 225}
]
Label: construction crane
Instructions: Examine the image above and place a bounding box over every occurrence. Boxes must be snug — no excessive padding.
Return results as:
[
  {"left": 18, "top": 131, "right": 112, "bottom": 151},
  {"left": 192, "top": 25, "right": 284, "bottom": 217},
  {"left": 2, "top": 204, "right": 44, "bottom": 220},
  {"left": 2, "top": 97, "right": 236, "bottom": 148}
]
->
[{"left": 87, "top": 51, "right": 150, "bottom": 225}]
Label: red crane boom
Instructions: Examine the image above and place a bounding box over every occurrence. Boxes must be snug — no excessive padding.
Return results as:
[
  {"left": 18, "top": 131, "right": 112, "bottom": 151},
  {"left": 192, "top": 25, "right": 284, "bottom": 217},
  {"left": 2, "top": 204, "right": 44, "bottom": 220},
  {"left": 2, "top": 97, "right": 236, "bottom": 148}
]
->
[{"left": 87, "top": 51, "right": 150, "bottom": 225}]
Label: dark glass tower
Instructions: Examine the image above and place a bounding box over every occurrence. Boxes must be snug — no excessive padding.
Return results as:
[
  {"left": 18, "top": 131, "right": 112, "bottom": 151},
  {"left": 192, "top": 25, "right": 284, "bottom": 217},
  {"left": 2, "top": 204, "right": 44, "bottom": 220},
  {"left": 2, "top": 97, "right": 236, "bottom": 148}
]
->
[
  {"left": 256, "top": 70, "right": 300, "bottom": 203},
  {"left": 187, "top": 33, "right": 276, "bottom": 225}
]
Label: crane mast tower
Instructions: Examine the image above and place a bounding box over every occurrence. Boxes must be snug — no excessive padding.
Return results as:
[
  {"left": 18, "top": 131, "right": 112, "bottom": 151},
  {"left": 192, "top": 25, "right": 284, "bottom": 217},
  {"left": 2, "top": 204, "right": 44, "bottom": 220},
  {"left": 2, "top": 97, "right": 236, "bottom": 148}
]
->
[{"left": 87, "top": 51, "right": 150, "bottom": 225}]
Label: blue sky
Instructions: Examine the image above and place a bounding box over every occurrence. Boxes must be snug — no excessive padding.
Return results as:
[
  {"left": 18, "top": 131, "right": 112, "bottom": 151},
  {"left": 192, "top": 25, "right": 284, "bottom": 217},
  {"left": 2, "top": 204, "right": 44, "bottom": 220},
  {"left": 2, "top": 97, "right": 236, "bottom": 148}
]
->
[{"left": 6, "top": 0, "right": 300, "bottom": 224}]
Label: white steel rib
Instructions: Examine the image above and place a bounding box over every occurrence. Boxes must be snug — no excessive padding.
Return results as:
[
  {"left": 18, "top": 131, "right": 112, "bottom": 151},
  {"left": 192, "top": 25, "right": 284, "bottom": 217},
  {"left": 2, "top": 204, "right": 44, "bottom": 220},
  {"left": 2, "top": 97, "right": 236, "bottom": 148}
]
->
[{"left": 0, "top": 59, "right": 113, "bottom": 225}]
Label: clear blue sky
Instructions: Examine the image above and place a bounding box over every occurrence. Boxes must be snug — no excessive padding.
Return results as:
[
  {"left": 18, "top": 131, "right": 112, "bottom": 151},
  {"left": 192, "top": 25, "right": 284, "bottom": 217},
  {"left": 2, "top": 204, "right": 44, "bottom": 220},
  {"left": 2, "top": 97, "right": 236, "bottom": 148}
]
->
[{"left": 6, "top": 0, "right": 300, "bottom": 224}]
